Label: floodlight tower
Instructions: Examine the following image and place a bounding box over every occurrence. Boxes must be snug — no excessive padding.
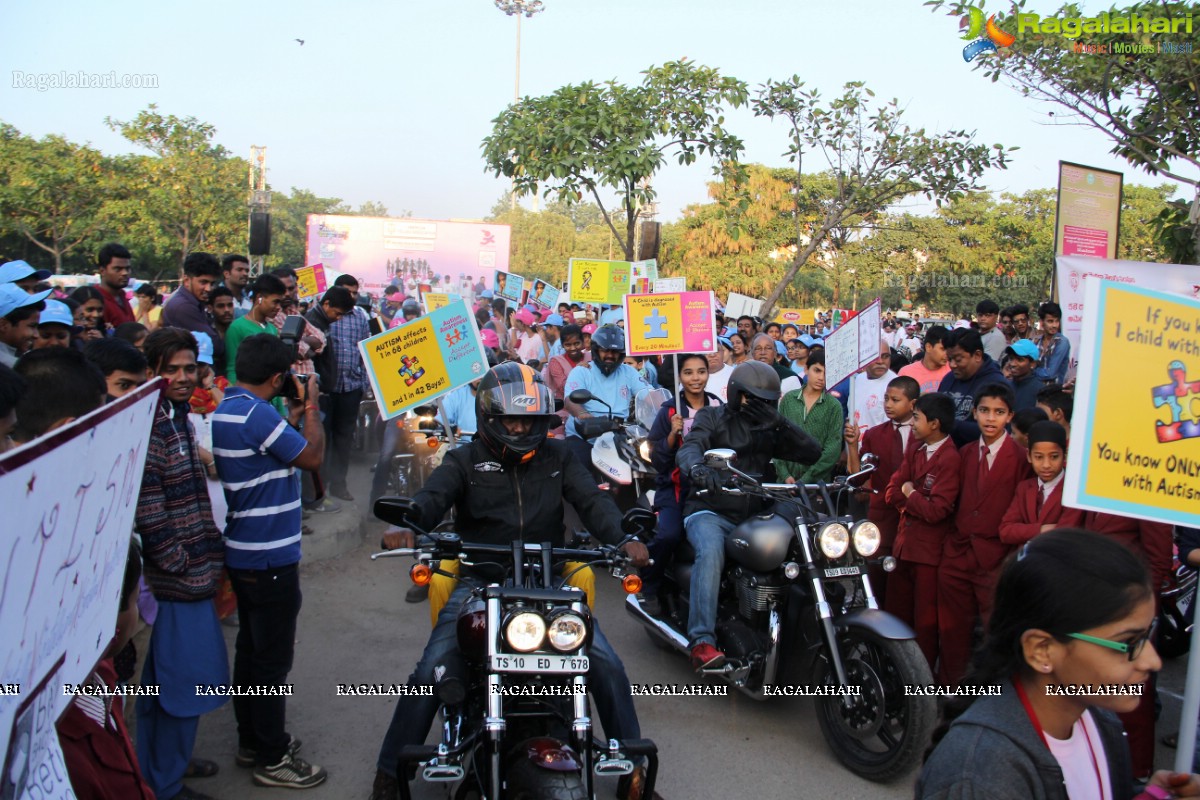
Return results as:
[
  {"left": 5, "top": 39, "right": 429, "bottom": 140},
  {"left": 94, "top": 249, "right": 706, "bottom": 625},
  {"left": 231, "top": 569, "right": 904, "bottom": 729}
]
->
[
  {"left": 495, "top": 0, "right": 545, "bottom": 210},
  {"left": 248, "top": 146, "right": 270, "bottom": 275}
]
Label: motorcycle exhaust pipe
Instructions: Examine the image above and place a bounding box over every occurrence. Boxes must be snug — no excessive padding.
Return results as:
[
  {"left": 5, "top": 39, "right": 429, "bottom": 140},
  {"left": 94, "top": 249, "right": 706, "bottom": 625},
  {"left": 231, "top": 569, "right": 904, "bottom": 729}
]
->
[{"left": 624, "top": 594, "right": 689, "bottom": 653}]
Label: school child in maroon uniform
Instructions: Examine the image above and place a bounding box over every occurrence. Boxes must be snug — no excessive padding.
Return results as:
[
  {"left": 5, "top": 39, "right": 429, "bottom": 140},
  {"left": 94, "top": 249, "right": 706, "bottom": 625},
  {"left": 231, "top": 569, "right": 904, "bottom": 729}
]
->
[
  {"left": 937, "top": 383, "right": 1032, "bottom": 686},
  {"left": 844, "top": 375, "right": 920, "bottom": 606},
  {"left": 885, "top": 392, "right": 961, "bottom": 669},
  {"left": 998, "top": 421, "right": 1085, "bottom": 546}
]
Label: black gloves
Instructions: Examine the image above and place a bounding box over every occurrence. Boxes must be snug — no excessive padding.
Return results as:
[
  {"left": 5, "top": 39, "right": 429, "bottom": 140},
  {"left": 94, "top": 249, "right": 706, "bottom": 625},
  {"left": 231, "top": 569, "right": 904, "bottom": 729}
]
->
[
  {"left": 689, "top": 464, "right": 722, "bottom": 494},
  {"left": 740, "top": 397, "right": 781, "bottom": 430}
]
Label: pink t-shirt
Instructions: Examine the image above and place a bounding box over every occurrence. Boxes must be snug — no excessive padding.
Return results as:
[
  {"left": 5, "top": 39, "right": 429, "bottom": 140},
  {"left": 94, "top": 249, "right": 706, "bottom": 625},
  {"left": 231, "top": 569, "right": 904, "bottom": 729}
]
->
[{"left": 898, "top": 360, "right": 951, "bottom": 395}]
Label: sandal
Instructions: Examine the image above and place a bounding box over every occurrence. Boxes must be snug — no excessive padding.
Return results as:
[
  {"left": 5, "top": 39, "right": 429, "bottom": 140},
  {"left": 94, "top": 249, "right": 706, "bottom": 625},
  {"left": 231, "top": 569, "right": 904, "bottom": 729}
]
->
[{"left": 184, "top": 758, "right": 219, "bottom": 778}]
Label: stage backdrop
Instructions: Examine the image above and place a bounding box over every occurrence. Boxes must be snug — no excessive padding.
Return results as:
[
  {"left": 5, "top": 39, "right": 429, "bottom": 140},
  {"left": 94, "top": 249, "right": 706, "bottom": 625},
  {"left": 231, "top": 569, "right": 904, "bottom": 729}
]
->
[{"left": 305, "top": 215, "right": 511, "bottom": 301}]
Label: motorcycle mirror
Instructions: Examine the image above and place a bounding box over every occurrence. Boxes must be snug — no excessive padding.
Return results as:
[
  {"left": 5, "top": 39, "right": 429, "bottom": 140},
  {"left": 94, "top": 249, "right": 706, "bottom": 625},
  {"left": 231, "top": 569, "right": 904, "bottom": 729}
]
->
[
  {"left": 860, "top": 453, "right": 879, "bottom": 468},
  {"left": 568, "top": 389, "right": 595, "bottom": 404},
  {"left": 847, "top": 461, "right": 877, "bottom": 488},
  {"left": 621, "top": 507, "right": 656, "bottom": 538},
  {"left": 702, "top": 448, "right": 737, "bottom": 469},
  {"left": 373, "top": 496, "right": 420, "bottom": 527}
]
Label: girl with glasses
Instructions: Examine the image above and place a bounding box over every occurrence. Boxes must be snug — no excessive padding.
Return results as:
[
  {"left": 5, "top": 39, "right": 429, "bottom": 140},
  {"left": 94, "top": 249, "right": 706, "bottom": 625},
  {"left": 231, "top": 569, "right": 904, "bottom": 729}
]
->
[{"left": 917, "top": 528, "right": 1200, "bottom": 799}]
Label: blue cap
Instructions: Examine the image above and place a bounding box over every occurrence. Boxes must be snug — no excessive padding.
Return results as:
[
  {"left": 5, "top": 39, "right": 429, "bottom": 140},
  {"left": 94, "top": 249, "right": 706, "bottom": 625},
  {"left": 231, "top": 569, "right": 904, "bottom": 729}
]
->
[
  {"left": 600, "top": 308, "right": 625, "bottom": 325},
  {"left": 0, "top": 260, "right": 52, "bottom": 284},
  {"left": 38, "top": 299, "right": 76, "bottom": 328},
  {"left": 0, "top": 284, "right": 52, "bottom": 317},
  {"left": 799, "top": 334, "right": 817, "bottom": 347},
  {"left": 774, "top": 339, "right": 787, "bottom": 355},
  {"left": 717, "top": 335, "right": 732, "bottom": 349},
  {"left": 1006, "top": 339, "right": 1039, "bottom": 360},
  {"left": 192, "top": 331, "right": 214, "bottom": 365},
  {"left": 545, "top": 313, "right": 565, "bottom": 326},
  {"left": 480, "top": 289, "right": 494, "bottom": 299}
]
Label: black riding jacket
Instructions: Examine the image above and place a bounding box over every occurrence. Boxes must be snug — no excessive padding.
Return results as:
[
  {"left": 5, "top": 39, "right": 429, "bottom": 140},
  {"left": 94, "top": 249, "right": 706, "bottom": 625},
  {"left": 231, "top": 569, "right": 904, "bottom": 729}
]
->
[
  {"left": 676, "top": 406, "right": 822, "bottom": 520},
  {"left": 408, "top": 438, "right": 625, "bottom": 547}
]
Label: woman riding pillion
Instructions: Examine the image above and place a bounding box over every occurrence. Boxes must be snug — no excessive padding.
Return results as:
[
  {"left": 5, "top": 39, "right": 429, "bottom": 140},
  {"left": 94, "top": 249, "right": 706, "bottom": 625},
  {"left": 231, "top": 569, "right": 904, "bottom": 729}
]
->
[{"left": 368, "top": 362, "right": 650, "bottom": 800}]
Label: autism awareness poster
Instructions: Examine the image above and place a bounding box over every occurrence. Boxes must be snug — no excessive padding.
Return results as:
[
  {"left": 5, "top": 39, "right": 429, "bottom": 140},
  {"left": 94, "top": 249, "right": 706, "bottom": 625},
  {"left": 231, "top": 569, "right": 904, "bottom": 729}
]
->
[
  {"left": 568, "top": 258, "right": 632, "bottom": 305},
  {"left": 1065, "top": 280, "right": 1200, "bottom": 526},
  {"left": 358, "top": 300, "right": 488, "bottom": 419},
  {"left": 624, "top": 291, "right": 716, "bottom": 356}
]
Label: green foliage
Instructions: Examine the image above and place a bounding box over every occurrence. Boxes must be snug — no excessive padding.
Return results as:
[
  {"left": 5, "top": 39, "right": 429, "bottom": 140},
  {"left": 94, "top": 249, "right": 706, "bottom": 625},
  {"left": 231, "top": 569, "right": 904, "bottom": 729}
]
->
[
  {"left": 751, "top": 77, "right": 1015, "bottom": 317},
  {"left": 104, "top": 105, "right": 249, "bottom": 272},
  {"left": 0, "top": 125, "right": 122, "bottom": 274},
  {"left": 481, "top": 60, "right": 749, "bottom": 260},
  {"left": 926, "top": 0, "right": 1200, "bottom": 261}
]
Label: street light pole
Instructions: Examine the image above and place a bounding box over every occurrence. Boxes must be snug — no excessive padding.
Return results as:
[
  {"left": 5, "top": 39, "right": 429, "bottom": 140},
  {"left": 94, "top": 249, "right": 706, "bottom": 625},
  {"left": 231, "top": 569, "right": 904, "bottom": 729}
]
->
[{"left": 495, "top": 0, "right": 544, "bottom": 210}]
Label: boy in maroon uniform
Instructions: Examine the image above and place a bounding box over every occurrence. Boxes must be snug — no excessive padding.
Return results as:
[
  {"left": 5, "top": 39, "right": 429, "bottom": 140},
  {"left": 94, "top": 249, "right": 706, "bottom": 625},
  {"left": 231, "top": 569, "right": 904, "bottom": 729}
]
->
[
  {"left": 937, "top": 383, "right": 1031, "bottom": 686},
  {"left": 844, "top": 375, "right": 919, "bottom": 605},
  {"left": 998, "top": 420, "right": 1085, "bottom": 545},
  {"left": 885, "top": 392, "right": 961, "bottom": 668}
]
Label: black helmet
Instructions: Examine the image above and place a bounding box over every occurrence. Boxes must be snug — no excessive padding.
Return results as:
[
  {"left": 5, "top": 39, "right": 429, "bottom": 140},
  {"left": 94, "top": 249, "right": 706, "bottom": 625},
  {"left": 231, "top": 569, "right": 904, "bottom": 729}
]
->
[
  {"left": 476, "top": 362, "right": 556, "bottom": 463},
  {"left": 590, "top": 324, "right": 626, "bottom": 377},
  {"left": 727, "top": 361, "right": 781, "bottom": 411},
  {"left": 401, "top": 298, "right": 421, "bottom": 318}
]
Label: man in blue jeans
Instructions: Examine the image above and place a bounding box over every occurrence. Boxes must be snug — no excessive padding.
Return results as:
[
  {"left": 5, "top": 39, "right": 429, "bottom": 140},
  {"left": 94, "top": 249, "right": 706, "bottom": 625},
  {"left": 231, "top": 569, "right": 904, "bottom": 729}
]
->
[
  {"left": 213, "top": 334, "right": 328, "bottom": 790},
  {"left": 675, "top": 361, "right": 822, "bottom": 670},
  {"left": 368, "top": 363, "right": 649, "bottom": 800}
]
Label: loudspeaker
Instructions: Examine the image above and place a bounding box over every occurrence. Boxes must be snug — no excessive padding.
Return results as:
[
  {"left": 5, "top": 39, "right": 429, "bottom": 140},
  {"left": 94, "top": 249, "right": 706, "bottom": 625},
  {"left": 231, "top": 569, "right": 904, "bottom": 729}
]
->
[
  {"left": 249, "top": 212, "right": 271, "bottom": 255},
  {"left": 637, "top": 221, "right": 660, "bottom": 262}
]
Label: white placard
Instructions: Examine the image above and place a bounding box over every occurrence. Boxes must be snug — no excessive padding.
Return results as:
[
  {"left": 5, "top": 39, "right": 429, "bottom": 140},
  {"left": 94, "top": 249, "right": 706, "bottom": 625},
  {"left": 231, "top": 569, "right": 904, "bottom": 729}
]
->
[
  {"left": 724, "top": 292, "right": 765, "bottom": 320},
  {"left": 653, "top": 277, "right": 686, "bottom": 294},
  {"left": 824, "top": 299, "right": 883, "bottom": 387},
  {"left": 856, "top": 299, "right": 883, "bottom": 365},
  {"left": 0, "top": 381, "right": 159, "bottom": 761}
]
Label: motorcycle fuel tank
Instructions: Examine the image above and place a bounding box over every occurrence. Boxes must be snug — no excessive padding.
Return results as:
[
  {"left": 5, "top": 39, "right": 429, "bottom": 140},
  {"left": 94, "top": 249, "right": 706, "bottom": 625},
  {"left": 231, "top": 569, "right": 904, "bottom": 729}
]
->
[{"left": 725, "top": 514, "right": 793, "bottom": 572}]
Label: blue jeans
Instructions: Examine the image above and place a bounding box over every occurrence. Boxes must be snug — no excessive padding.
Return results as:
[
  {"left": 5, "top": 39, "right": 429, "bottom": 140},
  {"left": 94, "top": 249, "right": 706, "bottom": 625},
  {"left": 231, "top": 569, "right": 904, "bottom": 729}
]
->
[
  {"left": 643, "top": 492, "right": 682, "bottom": 596},
  {"left": 370, "top": 418, "right": 404, "bottom": 507},
  {"left": 684, "top": 511, "right": 737, "bottom": 647},
  {"left": 377, "top": 584, "right": 641, "bottom": 777}
]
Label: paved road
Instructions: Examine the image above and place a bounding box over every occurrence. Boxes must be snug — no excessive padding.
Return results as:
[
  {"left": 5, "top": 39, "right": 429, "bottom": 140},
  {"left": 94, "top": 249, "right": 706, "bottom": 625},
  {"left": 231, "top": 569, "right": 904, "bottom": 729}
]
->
[{"left": 183, "top": 456, "right": 1192, "bottom": 800}]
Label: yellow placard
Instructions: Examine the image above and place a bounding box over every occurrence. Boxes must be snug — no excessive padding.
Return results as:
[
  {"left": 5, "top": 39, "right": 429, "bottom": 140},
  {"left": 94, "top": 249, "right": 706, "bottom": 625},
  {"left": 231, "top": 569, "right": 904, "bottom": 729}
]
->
[
  {"left": 295, "top": 263, "right": 328, "bottom": 300},
  {"left": 423, "top": 292, "right": 452, "bottom": 311},
  {"left": 1064, "top": 280, "right": 1200, "bottom": 527},
  {"left": 775, "top": 308, "right": 816, "bottom": 326},
  {"left": 568, "top": 259, "right": 631, "bottom": 305}
]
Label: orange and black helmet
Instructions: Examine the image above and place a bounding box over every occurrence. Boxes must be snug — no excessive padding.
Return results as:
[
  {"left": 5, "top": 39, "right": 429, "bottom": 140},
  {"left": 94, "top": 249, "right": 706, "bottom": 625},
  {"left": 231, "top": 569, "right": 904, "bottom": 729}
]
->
[{"left": 475, "top": 362, "right": 556, "bottom": 462}]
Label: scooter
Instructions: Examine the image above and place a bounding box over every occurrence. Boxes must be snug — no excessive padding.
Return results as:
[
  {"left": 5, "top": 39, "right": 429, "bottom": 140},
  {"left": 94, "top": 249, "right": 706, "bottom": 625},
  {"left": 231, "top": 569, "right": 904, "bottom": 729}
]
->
[{"left": 568, "top": 387, "right": 669, "bottom": 512}]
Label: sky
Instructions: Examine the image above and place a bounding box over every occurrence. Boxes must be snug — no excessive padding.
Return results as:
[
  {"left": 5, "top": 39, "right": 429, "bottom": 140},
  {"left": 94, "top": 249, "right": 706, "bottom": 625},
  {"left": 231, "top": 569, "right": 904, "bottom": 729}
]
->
[{"left": 1, "top": 0, "right": 1195, "bottom": 225}]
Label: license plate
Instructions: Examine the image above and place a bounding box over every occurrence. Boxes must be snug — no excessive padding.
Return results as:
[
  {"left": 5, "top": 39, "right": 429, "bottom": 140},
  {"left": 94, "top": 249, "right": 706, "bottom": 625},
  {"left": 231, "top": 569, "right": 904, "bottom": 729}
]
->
[
  {"left": 490, "top": 654, "right": 590, "bottom": 674},
  {"left": 824, "top": 566, "right": 861, "bottom": 578}
]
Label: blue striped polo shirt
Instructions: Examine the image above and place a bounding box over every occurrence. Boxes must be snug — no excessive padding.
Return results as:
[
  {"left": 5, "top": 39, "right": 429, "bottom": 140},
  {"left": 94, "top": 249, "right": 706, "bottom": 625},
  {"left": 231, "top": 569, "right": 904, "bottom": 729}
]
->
[{"left": 212, "top": 387, "right": 307, "bottom": 569}]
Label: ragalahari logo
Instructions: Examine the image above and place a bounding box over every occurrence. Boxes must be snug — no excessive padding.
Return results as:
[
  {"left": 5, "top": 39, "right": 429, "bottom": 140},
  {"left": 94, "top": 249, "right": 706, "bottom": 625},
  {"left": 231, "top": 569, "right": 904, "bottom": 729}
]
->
[{"left": 961, "top": 6, "right": 1016, "bottom": 61}]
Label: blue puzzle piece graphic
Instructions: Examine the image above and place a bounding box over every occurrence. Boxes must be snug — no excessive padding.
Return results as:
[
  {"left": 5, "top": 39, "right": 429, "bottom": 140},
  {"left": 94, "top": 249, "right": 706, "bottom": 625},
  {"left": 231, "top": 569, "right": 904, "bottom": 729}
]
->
[
  {"left": 1152, "top": 360, "right": 1200, "bottom": 443},
  {"left": 644, "top": 308, "right": 669, "bottom": 339}
]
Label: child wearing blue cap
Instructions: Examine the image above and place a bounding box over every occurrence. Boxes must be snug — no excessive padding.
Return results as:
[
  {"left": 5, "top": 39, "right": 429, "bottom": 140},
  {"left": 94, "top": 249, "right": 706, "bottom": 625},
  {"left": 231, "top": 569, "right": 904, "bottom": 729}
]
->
[
  {"left": 0, "top": 284, "right": 52, "bottom": 366},
  {"left": 34, "top": 299, "right": 79, "bottom": 350}
]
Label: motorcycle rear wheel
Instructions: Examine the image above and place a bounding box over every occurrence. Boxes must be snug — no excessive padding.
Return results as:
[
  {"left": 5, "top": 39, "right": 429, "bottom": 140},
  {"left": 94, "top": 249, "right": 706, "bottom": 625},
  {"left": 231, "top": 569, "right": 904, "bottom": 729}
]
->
[
  {"left": 813, "top": 629, "right": 936, "bottom": 782},
  {"left": 506, "top": 758, "right": 588, "bottom": 800}
]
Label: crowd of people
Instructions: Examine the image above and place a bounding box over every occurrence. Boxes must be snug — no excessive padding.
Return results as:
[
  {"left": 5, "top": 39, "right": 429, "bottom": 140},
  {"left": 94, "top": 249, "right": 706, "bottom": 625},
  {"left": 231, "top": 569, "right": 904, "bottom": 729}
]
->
[{"left": 1, "top": 245, "right": 1197, "bottom": 799}]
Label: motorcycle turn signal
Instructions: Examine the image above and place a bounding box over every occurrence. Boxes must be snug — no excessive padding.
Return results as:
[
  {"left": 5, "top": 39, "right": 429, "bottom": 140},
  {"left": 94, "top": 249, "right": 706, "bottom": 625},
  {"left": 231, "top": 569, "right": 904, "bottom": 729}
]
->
[
  {"left": 410, "top": 563, "right": 434, "bottom": 586},
  {"left": 622, "top": 574, "right": 643, "bottom": 594}
]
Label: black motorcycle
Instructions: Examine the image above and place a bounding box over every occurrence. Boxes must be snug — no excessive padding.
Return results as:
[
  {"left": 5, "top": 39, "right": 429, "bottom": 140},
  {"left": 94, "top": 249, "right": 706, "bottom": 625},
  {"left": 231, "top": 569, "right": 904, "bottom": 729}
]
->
[
  {"left": 1158, "top": 558, "right": 1196, "bottom": 659},
  {"left": 373, "top": 498, "right": 659, "bottom": 800},
  {"left": 625, "top": 448, "right": 936, "bottom": 782}
]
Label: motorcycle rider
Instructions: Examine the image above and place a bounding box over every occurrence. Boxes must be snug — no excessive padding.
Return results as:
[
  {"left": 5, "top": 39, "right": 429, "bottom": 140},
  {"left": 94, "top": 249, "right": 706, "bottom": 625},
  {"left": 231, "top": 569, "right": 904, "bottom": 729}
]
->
[
  {"left": 369, "top": 362, "right": 651, "bottom": 800},
  {"left": 562, "top": 324, "right": 649, "bottom": 468},
  {"left": 675, "top": 361, "right": 822, "bottom": 669}
]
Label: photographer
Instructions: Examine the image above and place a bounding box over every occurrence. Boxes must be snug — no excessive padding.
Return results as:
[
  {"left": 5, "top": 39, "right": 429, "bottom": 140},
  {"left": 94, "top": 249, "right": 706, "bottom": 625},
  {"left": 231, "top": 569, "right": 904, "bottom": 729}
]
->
[{"left": 212, "top": 334, "right": 327, "bottom": 790}]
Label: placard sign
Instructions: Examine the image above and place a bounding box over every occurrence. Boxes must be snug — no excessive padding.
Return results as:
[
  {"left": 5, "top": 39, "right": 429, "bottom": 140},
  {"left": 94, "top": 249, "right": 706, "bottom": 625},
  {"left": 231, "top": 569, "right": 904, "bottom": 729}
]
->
[
  {"left": 624, "top": 292, "right": 718, "bottom": 356},
  {"left": 823, "top": 299, "right": 882, "bottom": 387},
  {"left": 295, "top": 262, "right": 328, "bottom": 300}
]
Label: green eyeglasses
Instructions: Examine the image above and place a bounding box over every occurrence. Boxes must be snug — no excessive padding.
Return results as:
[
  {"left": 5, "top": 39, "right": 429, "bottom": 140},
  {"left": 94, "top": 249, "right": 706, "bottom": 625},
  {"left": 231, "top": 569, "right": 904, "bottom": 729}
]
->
[{"left": 1066, "top": 619, "right": 1158, "bottom": 661}]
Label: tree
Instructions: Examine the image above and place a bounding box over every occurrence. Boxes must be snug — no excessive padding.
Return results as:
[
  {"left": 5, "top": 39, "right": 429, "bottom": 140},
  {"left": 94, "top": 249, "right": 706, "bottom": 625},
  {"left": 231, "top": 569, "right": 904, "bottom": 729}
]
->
[
  {"left": 105, "top": 105, "right": 248, "bottom": 270},
  {"left": 481, "top": 60, "right": 749, "bottom": 261},
  {"left": 485, "top": 204, "right": 576, "bottom": 285},
  {"left": 751, "top": 78, "right": 1014, "bottom": 318},
  {"left": 0, "top": 126, "right": 119, "bottom": 274},
  {"left": 926, "top": 0, "right": 1200, "bottom": 261}
]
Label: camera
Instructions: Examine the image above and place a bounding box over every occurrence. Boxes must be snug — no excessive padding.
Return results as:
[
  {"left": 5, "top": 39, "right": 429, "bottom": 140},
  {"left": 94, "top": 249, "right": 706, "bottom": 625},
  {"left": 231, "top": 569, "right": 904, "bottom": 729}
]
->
[{"left": 278, "top": 371, "right": 307, "bottom": 404}]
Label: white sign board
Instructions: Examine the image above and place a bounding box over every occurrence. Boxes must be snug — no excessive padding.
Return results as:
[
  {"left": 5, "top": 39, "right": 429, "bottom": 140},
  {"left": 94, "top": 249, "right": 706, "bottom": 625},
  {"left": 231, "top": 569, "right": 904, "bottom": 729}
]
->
[
  {"left": 0, "top": 382, "right": 158, "bottom": 765},
  {"left": 724, "top": 292, "right": 765, "bottom": 320},
  {"left": 653, "top": 277, "right": 686, "bottom": 294},
  {"left": 1055, "top": 256, "right": 1200, "bottom": 382},
  {"left": 824, "top": 299, "right": 883, "bottom": 387}
]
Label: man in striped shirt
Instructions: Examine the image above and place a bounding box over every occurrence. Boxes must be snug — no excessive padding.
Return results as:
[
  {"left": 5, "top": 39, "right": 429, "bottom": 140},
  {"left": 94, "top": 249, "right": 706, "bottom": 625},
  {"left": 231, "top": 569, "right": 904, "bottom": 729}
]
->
[{"left": 213, "top": 334, "right": 327, "bottom": 790}]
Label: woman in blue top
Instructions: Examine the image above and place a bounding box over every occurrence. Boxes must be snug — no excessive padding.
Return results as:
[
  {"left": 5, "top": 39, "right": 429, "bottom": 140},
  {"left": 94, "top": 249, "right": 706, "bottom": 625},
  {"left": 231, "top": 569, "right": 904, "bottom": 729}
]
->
[{"left": 641, "top": 353, "right": 722, "bottom": 616}]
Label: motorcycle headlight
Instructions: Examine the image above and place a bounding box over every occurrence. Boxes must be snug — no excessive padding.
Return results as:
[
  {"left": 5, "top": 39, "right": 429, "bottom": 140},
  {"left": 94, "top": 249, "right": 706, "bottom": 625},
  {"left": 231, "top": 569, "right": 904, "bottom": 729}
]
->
[
  {"left": 547, "top": 611, "right": 588, "bottom": 652},
  {"left": 638, "top": 440, "right": 652, "bottom": 462},
  {"left": 504, "top": 611, "right": 546, "bottom": 653},
  {"left": 851, "top": 520, "right": 881, "bottom": 558},
  {"left": 816, "top": 522, "right": 850, "bottom": 560}
]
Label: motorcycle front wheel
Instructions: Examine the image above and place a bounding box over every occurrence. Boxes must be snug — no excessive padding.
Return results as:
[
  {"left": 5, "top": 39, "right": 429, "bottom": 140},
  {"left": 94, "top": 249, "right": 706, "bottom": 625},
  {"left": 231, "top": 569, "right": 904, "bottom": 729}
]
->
[
  {"left": 506, "top": 758, "right": 588, "bottom": 800},
  {"left": 813, "top": 629, "right": 936, "bottom": 782}
]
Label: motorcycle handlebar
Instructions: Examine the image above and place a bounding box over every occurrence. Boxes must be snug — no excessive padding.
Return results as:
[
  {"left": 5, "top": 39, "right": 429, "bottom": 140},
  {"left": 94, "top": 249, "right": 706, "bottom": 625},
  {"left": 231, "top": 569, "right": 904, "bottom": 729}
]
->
[{"left": 371, "top": 538, "right": 634, "bottom": 566}]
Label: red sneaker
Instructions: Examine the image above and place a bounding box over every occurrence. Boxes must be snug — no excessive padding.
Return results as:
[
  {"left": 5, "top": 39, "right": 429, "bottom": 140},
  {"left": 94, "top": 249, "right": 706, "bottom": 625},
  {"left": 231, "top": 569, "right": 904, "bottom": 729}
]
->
[{"left": 690, "top": 643, "right": 726, "bottom": 671}]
